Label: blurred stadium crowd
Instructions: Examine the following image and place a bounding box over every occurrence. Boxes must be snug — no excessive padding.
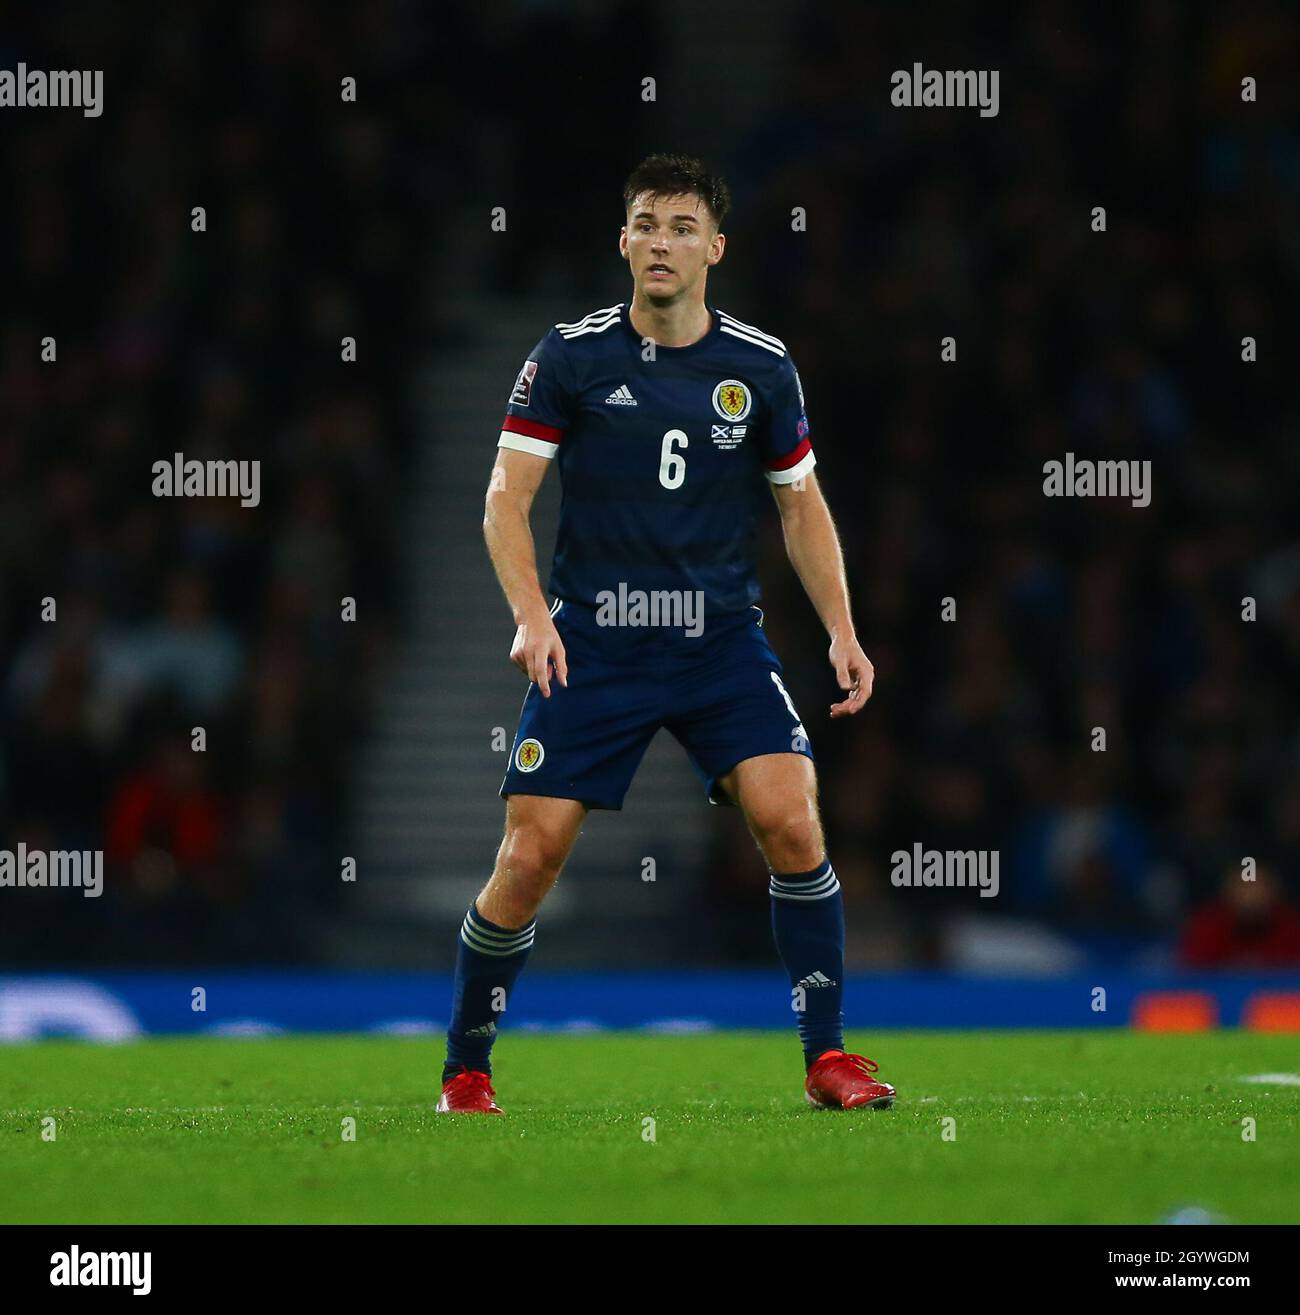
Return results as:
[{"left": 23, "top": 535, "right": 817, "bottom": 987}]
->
[
  {"left": 704, "top": 0, "right": 1300, "bottom": 970},
  {"left": 0, "top": 3, "right": 455, "bottom": 962},
  {"left": 2, "top": 1, "right": 1298, "bottom": 970}
]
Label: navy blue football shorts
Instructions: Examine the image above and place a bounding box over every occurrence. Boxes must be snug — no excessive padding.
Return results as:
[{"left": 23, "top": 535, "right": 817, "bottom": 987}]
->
[{"left": 500, "top": 600, "right": 813, "bottom": 810}]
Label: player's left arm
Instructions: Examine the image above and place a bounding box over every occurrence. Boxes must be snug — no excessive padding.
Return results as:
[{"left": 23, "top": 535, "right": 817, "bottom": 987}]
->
[{"left": 771, "top": 472, "right": 874, "bottom": 717}]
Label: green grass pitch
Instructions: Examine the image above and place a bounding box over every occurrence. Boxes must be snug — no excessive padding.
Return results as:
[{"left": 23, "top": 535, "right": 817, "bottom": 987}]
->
[{"left": 3, "top": 1030, "right": 1298, "bottom": 1224}]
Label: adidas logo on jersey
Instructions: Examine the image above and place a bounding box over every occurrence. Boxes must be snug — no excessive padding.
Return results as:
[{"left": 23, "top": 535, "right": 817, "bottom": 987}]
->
[
  {"left": 797, "top": 971, "right": 836, "bottom": 988},
  {"left": 604, "top": 384, "right": 638, "bottom": 406}
]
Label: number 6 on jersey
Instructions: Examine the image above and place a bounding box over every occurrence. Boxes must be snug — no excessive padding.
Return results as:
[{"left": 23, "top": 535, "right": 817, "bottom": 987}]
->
[{"left": 659, "top": 429, "right": 688, "bottom": 489}]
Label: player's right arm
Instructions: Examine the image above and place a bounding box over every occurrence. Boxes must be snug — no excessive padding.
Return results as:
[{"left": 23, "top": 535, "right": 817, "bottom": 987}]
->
[
  {"left": 484, "top": 447, "right": 567, "bottom": 697},
  {"left": 485, "top": 328, "right": 575, "bottom": 697}
]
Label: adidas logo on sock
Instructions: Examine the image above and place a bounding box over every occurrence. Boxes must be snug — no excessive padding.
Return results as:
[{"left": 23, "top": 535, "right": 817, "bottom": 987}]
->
[
  {"left": 604, "top": 384, "right": 638, "bottom": 405},
  {"left": 464, "top": 1022, "right": 497, "bottom": 1037},
  {"left": 797, "top": 971, "right": 836, "bottom": 988}
]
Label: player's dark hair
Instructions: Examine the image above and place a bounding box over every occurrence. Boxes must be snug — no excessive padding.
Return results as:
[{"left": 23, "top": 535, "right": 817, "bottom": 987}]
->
[{"left": 622, "top": 153, "right": 731, "bottom": 229}]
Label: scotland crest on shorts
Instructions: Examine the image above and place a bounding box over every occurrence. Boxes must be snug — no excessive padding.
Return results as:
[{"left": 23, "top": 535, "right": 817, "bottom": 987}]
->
[{"left": 515, "top": 737, "right": 545, "bottom": 772}]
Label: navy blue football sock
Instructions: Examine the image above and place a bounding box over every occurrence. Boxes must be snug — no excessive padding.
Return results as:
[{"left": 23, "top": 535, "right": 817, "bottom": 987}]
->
[
  {"left": 769, "top": 859, "right": 845, "bottom": 1068},
  {"left": 443, "top": 904, "right": 535, "bottom": 1082}
]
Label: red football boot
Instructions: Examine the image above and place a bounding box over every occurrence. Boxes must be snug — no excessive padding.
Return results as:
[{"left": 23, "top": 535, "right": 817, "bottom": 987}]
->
[
  {"left": 437, "top": 1067, "right": 504, "bottom": 1115},
  {"left": 805, "top": 1050, "right": 896, "bottom": 1110}
]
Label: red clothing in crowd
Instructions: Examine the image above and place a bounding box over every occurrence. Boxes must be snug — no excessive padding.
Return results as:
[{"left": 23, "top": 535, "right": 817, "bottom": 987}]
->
[{"left": 1179, "top": 900, "right": 1300, "bottom": 968}]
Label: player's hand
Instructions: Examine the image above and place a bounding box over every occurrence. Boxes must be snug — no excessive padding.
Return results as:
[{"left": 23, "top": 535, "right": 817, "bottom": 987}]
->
[
  {"left": 510, "top": 610, "right": 568, "bottom": 698},
  {"left": 828, "top": 633, "right": 873, "bottom": 717}
]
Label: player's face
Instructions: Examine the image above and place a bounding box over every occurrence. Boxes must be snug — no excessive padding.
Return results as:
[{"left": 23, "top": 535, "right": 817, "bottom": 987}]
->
[{"left": 619, "top": 192, "right": 724, "bottom": 301}]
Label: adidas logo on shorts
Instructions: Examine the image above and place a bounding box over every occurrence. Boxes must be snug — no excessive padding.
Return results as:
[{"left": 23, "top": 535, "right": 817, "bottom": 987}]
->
[{"left": 604, "top": 384, "right": 638, "bottom": 406}]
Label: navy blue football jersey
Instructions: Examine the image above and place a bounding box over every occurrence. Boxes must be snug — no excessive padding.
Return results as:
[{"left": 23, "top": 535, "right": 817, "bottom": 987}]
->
[{"left": 498, "top": 302, "right": 815, "bottom": 617}]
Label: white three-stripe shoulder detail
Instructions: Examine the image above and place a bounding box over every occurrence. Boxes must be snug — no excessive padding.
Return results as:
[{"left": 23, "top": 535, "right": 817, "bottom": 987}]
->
[
  {"left": 557, "top": 304, "right": 622, "bottom": 337},
  {"left": 719, "top": 323, "right": 785, "bottom": 357},
  {"left": 717, "top": 311, "right": 786, "bottom": 353},
  {"left": 556, "top": 304, "right": 621, "bottom": 330}
]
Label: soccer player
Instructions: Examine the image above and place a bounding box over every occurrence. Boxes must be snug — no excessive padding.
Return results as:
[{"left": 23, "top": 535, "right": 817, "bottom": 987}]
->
[{"left": 439, "top": 154, "right": 895, "bottom": 1114}]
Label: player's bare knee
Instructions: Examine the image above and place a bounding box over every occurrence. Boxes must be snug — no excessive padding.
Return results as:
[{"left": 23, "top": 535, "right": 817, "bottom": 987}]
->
[
  {"left": 750, "top": 806, "right": 823, "bottom": 873},
  {"left": 499, "top": 823, "right": 569, "bottom": 894}
]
